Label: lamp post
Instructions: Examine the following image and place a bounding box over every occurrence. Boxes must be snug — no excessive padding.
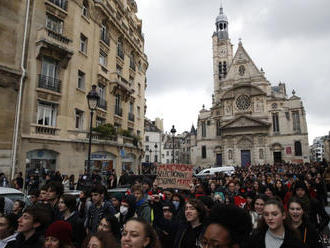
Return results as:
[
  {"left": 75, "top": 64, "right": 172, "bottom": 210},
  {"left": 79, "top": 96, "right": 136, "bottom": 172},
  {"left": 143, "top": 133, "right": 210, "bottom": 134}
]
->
[
  {"left": 170, "top": 125, "right": 176, "bottom": 163},
  {"left": 86, "top": 85, "right": 99, "bottom": 175},
  {"left": 154, "top": 144, "right": 158, "bottom": 162}
]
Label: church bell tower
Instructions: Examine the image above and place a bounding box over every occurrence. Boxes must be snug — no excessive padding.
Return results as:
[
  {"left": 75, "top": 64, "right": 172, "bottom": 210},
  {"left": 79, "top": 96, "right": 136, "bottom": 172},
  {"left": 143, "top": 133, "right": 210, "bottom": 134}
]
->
[{"left": 212, "top": 4, "right": 233, "bottom": 102}]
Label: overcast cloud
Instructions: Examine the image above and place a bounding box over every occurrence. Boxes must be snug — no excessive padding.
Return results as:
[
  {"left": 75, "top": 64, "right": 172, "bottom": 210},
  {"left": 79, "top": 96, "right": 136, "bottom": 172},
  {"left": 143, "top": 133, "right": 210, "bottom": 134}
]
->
[{"left": 135, "top": 0, "right": 330, "bottom": 144}]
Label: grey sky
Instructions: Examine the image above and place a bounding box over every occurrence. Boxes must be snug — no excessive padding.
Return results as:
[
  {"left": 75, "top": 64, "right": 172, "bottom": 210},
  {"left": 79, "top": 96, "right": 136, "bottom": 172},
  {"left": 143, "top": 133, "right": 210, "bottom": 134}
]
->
[{"left": 135, "top": 0, "right": 330, "bottom": 144}]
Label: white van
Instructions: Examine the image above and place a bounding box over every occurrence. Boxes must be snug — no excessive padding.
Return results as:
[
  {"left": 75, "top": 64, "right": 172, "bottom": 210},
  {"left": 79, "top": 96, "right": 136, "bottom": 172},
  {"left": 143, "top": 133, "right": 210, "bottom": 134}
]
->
[{"left": 195, "top": 166, "right": 235, "bottom": 177}]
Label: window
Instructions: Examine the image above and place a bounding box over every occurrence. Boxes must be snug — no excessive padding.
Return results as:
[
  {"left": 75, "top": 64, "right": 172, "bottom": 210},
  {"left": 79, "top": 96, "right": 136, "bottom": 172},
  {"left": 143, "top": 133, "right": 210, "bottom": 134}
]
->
[
  {"left": 116, "top": 65, "right": 122, "bottom": 75},
  {"left": 99, "top": 50, "right": 107, "bottom": 67},
  {"left": 77, "top": 70, "right": 85, "bottom": 90},
  {"left": 117, "top": 38, "right": 124, "bottom": 59},
  {"left": 98, "top": 84, "right": 105, "bottom": 100},
  {"left": 259, "top": 149, "right": 264, "bottom": 159},
  {"left": 292, "top": 111, "right": 301, "bottom": 132},
  {"left": 145, "top": 136, "right": 149, "bottom": 142},
  {"left": 137, "top": 130, "right": 141, "bottom": 137},
  {"left": 166, "top": 159, "right": 169, "bottom": 164},
  {"left": 201, "top": 146, "right": 207, "bottom": 159},
  {"left": 137, "top": 106, "right": 141, "bottom": 118},
  {"left": 201, "top": 121, "right": 206, "bottom": 137},
  {"left": 100, "top": 20, "right": 109, "bottom": 45},
  {"left": 228, "top": 150, "right": 233, "bottom": 160},
  {"left": 115, "top": 94, "right": 122, "bottom": 116},
  {"left": 146, "top": 155, "right": 150, "bottom": 162},
  {"left": 166, "top": 151, "right": 169, "bottom": 156},
  {"left": 80, "top": 34, "right": 88, "bottom": 53},
  {"left": 129, "top": 76, "right": 134, "bottom": 87},
  {"left": 75, "top": 109, "right": 84, "bottom": 129},
  {"left": 96, "top": 117, "right": 105, "bottom": 127},
  {"left": 272, "top": 113, "right": 280, "bottom": 132},
  {"left": 82, "top": 0, "right": 88, "bottom": 17},
  {"left": 40, "top": 57, "right": 60, "bottom": 92},
  {"left": 154, "top": 155, "right": 158, "bottom": 163},
  {"left": 216, "top": 120, "right": 222, "bottom": 136},
  {"left": 46, "top": 14, "right": 63, "bottom": 34},
  {"left": 129, "top": 102, "right": 134, "bottom": 113},
  {"left": 37, "top": 103, "right": 57, "bottom": 126},
  {"left": 145, "top": 145, "right": 149, "bottom": 151},
  {"left": 138, "top": 83, "right": 141, "bottom": 95},
  {"left": 49, "top": 0, "right": 67, "bottom": 10},
  {"left": 130, "top": 52, "right": 135, "bottom": 70},
  {"left": 295, "top": 141, "right": 302, "bottom": 156}
]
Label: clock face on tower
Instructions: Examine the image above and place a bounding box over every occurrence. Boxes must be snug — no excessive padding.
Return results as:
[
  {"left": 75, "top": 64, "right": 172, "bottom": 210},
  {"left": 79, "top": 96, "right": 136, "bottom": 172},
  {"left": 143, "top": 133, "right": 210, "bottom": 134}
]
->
[{"left": 220, "top": 48, "right": 227, "bottom": 57}]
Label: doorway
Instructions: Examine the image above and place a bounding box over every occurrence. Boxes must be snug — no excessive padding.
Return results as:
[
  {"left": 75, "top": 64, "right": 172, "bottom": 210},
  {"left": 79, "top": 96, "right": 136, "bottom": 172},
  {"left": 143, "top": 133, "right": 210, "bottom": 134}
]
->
[{"left": 241, "top": 150, "right": 251, "bottom": 167}]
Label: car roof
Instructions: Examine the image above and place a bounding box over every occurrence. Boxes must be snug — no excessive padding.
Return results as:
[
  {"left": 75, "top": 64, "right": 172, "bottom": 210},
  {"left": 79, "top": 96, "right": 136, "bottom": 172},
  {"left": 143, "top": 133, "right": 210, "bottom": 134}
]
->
[{"left": 0, "top": 187, "right": 24, "bottom": 195}]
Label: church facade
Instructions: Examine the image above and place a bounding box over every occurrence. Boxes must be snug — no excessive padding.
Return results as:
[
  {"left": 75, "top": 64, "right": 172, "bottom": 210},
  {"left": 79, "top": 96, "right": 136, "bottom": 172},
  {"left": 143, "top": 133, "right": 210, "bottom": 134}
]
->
[{"left": 192, "top": 6, "right": 309, "bottom": 168}]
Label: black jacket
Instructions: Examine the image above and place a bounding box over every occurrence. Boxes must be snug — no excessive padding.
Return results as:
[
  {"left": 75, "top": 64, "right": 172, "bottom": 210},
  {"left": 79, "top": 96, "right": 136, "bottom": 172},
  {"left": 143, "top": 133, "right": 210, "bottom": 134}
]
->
[
  {"left": 13, "top": 232, "right": 44, "bottom": 248},
  {"left": 63, "top": 211, "right": 86, "bottom": 247},
  {"left": 249, "top": 228, "right": 306, "bottom": 248}
]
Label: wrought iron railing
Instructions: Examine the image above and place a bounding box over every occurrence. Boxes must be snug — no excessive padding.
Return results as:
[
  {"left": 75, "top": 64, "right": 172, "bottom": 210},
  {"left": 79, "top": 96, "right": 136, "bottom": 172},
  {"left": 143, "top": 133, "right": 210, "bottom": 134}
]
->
[{"left": 38, "top": 74, "right": 61, "bottom": 93}]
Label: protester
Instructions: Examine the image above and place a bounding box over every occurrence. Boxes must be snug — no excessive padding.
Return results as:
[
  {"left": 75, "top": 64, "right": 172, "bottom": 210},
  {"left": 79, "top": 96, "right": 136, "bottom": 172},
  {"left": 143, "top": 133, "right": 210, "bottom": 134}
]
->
[
  {"left": 14, "top": 205, "right": 52, "bottom": 248},
  {"left": 121, "top": 217, "right": 161, "bottom": 248},
  {"left": 45, "top": 181, "right": 64, "bottom": 220},
  {"left": 111, "top": 193, "right": 122, "bottom": 214},
  {"left": 44, "top": 220, "right": 74, "bottom": 248},
  {"left": 174, "top": 198, "right": 206, "bottom": 248},
  {"left": 200, "top": 204, "right": 252, "bottom": 248},
  {"left": 82, "top": 231, "right": 119, "bottom": 248},
  {"left": 132, "top": 185, "right": 151, "bottom": 223},
  {"left": 85, "top": 184, "right": 115, "bottom": 233},
  {"left": 0, "top": 213, "right": 18, "bottom": 248},
  {"left": 97, "top": 213, "right": 121, "bottom": 241},
  {"left": 249, "top": 198, "right": 306, "bottom": 248},
  {"left": 292, "top": 180, "right": 329, "bottom": 232},
  {"left": 28, "top": 189, "right": 40, "bottom": 206},
  {"left": 250, "top": 194, "right": 268, "bottom": 229},
  {"left": 287, "top": 196, "right": 322, "bottom": 248},
  {"left": 77, "top": 190, "right": 92, "bottom": 222},
  {"left": 58, "top": 194, "right": 86, "bottom": 247},
  {"left": 115, "top": 195, "right": 137, "bottom": 230},
  {"left": 12, "top": 200, "right": 25, "bottom": 218}
]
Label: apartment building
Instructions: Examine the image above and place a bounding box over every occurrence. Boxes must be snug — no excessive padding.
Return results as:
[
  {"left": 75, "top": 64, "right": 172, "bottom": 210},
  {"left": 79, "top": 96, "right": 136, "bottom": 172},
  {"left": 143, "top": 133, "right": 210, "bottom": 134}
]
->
[{"left": 0, "top": 0, "right": 148, "bottom": 178}]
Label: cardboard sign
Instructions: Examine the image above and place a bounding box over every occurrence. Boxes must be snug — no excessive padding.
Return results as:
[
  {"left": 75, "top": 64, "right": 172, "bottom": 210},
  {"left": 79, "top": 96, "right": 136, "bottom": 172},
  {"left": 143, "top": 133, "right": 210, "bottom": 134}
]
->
[{"left": 156, "top": 164, "right": 193, "bottom": 190}]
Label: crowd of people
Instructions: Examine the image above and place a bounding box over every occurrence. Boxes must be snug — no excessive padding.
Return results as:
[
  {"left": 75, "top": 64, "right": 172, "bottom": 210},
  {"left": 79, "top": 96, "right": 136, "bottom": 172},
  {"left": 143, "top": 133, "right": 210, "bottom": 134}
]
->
[{"left": 0, "top": 161, "right": 329, "bottom": 248}]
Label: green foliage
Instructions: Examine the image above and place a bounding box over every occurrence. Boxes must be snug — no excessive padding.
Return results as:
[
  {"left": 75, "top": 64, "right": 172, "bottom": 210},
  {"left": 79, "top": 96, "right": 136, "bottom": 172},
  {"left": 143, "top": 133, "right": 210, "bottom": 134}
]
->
[{"left": 92, "top": 123, "right": 116, "bottom": 138}]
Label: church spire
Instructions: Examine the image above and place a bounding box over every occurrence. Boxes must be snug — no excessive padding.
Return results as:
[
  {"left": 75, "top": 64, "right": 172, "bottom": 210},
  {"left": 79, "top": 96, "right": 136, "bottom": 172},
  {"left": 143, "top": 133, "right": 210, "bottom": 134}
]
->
[{"left": 215, "top": 1, "right": 229, "bottom": 40}]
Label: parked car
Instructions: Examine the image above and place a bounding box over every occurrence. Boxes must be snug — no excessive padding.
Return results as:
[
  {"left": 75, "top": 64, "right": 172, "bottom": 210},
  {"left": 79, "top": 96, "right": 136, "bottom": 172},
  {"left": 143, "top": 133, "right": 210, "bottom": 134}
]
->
[
  {"left": 0, "top": 187, "right": 32, "bottom": 213},
  {"left": 194, "top": 166, "right": 235, "bottom": 178}
]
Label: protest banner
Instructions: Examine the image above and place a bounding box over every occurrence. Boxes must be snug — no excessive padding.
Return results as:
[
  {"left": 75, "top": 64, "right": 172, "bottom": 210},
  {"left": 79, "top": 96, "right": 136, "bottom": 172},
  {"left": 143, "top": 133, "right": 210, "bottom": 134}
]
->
[{"left": 156, "top": 164, "right": 193, "bottom": 190}]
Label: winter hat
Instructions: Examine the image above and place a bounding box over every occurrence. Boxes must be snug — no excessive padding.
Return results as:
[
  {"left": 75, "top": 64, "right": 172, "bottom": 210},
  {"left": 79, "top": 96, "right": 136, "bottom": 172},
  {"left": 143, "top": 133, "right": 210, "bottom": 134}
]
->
[
  {"left": 45, "top": 221, "right": 72, "bottom": 244},
  {"left": 162, "top": 201, "right": 175, "bottom": 213},
  {"left": 111, "top": 192, "right": 122, "bottom": 201}
]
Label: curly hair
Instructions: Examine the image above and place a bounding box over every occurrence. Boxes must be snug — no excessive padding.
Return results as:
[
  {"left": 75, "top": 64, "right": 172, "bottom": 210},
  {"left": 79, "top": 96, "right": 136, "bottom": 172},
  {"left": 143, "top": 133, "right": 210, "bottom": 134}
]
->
[{"left": 207, "top": 204, "right": 252, "bottom": 247}]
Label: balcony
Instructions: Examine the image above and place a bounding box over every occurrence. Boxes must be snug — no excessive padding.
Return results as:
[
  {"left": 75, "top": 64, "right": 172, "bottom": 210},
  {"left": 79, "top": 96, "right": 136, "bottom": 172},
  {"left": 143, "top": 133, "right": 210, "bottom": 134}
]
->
[
  {"left": 128, "top": 112, "right": 135, "bottom": 122},
  {"left": 48, "top": 0, "right": 67, "bottom": 10},
  {"left": 115, "top": 107, "right": 123, "bottom": 117},
  {"left": 100, "top": 32, "right": 110, "bottom": 46},
  {"left": 36, "top": 28, "right": 73, "bottom": 68},
  {"left": 38, "top": 74, "right": 61, "bottom": 93},
  {"left": 33, "top": 124, "right": 58, "bottom": 135},
  {"left": 98, "top": 98, "right": 107, "bottom": 110}
]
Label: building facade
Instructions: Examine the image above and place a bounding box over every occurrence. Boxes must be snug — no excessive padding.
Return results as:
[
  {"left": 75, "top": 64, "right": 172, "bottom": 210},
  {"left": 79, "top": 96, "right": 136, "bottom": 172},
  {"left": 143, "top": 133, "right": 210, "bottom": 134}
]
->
[
  {"left": 143, "top": 118, "right": 163, "bottom": 163},
  {"left": 1, "top": 0, "right": 148, "bottom": 178},
  {"left": 192, "top": 5, "right": 309, "bottom": 168}
]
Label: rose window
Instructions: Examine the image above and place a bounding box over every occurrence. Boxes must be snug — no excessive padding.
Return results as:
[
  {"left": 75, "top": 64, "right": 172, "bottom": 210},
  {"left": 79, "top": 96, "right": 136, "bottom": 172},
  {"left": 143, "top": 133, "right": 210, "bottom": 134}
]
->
[{"left": 236, "top": 95, "right": 251, "bottom": 110}]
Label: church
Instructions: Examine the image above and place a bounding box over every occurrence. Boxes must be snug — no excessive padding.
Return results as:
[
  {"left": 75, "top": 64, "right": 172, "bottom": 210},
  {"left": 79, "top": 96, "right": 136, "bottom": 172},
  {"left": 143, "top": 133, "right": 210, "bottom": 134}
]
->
[{"left": 192, "top": 5, "right": 310, "bottom": 167}]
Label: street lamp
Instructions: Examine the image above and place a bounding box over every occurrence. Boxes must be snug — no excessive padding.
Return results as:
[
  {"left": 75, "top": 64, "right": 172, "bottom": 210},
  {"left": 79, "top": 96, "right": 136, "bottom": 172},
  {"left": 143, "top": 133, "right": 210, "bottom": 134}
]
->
[
  {"left": 154, "top": 144, "right": 158, "bottom": 162},
  {"left": 170, "top": 125, "right": 176, "bottom": 163},
  {"left": 86, "top": 85, "right": 99, "bottom": 175}
]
